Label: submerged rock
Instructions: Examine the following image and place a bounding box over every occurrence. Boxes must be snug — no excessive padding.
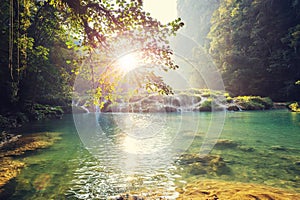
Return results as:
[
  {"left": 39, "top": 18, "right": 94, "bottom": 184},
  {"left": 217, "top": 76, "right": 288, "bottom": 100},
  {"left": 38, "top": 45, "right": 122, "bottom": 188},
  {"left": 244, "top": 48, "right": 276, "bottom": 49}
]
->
[
  {"left": 214, "top": 139, "right": 239, "bottom": 149},
  {"left": 294, "top": 161, "right": 300, "bottom": 166},
  {"left": 270, "top": 146, "right": 288, "bottom": 151},
  {"left": 177, "top": 179, "right": 300, "bottom": 200},
  {"left": 0, "top": 157, "right": 25, "bottom": 189},
  {"left": 0, "top": 132, "right": 61, "bottom": 190},
  {"left": 234, "top": 96, "right": 273, "bottom": 111},
  {"left": 33, "top": 173, "right": 52, "bottom": 191},
  {"left": 0, "top": 132, "right": 61, "bottom": 157},
  {"left": 177, "top": 154, "right": 231, "bottom": 176},
  {"left": 238, "top": 146, "right": 255, "bottom": 152},
  {"left": 227, "top": 104, "right": 240, "bottom": 111}
]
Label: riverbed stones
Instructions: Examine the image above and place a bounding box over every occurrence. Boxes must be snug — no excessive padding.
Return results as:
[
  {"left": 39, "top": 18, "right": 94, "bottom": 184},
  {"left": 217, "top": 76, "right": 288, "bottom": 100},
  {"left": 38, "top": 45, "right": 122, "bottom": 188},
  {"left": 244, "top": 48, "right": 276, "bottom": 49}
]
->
[
  {"left": 214, "top": 139, "right": 239, "bottom": 149},
  {"left": 271, "top": 145, "right": 288, "bottom": 151},
  {"left": 0, "top": 157, "right": 25, "bottom": 189},
  {"left": 177, "top": 154, "right": 231, "bottom": 176},
  {"left": 238, "top": 146, "right": 255, "bottom": 152},
  {"left": 0, "top": 132, "right": 61, "bottom": 190},
  {"left": 176, "top": 179, "right": 300, "bottom": 200}
]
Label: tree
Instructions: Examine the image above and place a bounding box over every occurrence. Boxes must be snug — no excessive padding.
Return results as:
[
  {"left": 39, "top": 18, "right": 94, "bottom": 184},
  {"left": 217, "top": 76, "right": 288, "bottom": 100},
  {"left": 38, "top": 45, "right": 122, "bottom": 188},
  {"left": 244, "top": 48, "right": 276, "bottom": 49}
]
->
[
  {"left": 0, "top": 0, "right": 184, "bottom": 114},
  {"left": 207, "top": 0, "right": 300, "bottom": 101}
]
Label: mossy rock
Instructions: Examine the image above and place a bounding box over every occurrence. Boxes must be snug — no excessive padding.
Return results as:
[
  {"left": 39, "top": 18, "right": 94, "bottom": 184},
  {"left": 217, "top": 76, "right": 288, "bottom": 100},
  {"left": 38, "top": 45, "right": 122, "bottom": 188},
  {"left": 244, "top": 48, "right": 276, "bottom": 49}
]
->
[
  {"left": 238, "top": 146, "right": 255, "bottom": 152},
  {"left": 227, "top": 104, "right": 240, "bottom": 111},
  {"left": 0, "top": 157, "right": 25, "bottom": 188},
  {"left": 177, "top": 154, "right": 231, "bottom": 176},
  {"left": 0, "top": 132, "right": 61, "bottom": 190},
  {"left": 288, "top": 102, "right": 300, "bottom": 112},
  {"left": 226, "top": 96, "right": 234, "bottom": 103},
  {"left": 199, "top": 99, "right": 223, "bottom": 112},
  {"left": 237, "top": 101, "right": 265, "bottom": 110},
  {"left": 199, "top": 99, "right": 213, "bottom": 111},
  {"left": 270, "top": 145, "right": 288, "bottom": 151},
  {"left": 234, "top": 96, "right": 273, "bottom": 110},
  {"left": 214, "top": 139, "right": 239, "bottom": 149},
  {"left": 0, "top": 132, "right": 61, "bottom": 157}
]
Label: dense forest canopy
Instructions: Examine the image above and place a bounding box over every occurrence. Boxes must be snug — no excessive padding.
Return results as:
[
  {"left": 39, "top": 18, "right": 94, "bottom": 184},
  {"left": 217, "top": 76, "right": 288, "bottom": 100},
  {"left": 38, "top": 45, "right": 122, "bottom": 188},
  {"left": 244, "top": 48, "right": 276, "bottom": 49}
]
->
[{"left": 178, "top": 0, "right": 300, "bottom": 101}]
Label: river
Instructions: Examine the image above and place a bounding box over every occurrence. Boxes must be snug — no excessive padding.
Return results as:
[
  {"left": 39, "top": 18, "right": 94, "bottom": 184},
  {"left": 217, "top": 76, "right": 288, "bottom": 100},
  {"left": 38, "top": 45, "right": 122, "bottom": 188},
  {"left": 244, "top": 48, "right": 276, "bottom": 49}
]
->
[{"left": 2, "top": 110, "right": 300, "bottom": 199}]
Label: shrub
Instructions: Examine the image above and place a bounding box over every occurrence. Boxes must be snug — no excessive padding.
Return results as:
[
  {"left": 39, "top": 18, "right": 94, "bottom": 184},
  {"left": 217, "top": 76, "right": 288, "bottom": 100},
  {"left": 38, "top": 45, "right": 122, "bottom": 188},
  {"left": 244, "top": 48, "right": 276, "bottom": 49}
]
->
[
  {"left": 235, "top": 96, "right": 273, "bottom": 110},
  {"left": 199, "top": 98, "right": 213, "bottom": 111},
  {"left": 288, "top": 102, "right": 300, "bottom": 112}
]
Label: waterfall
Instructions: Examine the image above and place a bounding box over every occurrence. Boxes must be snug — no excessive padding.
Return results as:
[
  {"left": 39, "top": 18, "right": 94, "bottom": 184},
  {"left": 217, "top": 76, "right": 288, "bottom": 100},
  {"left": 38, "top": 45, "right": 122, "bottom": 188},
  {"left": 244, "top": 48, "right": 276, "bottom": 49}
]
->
[{"left": 80, "top": 105, "right": 90, "bottom": 113}]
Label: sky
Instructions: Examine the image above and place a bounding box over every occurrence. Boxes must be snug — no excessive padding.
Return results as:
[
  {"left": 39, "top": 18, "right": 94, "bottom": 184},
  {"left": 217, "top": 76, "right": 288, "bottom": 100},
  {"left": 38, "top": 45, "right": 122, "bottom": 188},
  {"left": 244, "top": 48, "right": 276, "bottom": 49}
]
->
[{"left": 143, "top": 0, "right": 178, "bottom": 24}]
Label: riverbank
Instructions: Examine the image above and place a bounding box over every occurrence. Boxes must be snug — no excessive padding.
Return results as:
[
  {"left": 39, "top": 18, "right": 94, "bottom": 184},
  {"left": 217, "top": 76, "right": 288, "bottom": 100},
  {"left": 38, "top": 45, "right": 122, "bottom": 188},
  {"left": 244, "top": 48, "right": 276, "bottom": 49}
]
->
[
  {"left": 0, "top": 132, "right": 61, "bottom": 195},
  {"left": 0, "top": 103, "right": 65, "bottom": 131},
  {"left": 176, "top": 179, "right": 300, "bottom": 200}
]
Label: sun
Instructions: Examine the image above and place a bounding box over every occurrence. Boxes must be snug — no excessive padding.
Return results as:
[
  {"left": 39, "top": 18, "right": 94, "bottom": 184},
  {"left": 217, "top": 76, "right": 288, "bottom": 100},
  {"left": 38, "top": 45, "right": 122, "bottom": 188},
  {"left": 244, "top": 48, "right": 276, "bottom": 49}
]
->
[{"left": 117, "top": 53, "right": 139, "bottom": 72}]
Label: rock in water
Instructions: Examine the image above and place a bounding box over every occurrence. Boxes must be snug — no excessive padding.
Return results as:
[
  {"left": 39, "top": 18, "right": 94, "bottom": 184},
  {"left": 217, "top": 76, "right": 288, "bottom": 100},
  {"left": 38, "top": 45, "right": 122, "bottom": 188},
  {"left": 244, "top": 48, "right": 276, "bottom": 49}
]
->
[
  {"left": 176, "top": 154, "right": 231, "bottom": 176},
  {"left": 214, "top": 139, "right": 239, "bottom": 149},
  {"left": 33, "top": 174, "right": 52, "bottom": 191}
]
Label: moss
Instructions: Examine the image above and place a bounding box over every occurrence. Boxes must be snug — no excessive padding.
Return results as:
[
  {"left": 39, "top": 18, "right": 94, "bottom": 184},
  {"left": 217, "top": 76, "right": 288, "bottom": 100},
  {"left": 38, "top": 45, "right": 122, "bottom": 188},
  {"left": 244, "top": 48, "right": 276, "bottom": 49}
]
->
[
  {"left": 261, "top": 97, "right": 273, "bottom": 109},
  {"left": 227, "top": 105, "right": 240, "bottom": 111},
  {"left": 224, "top": 92, "right": 230, "bottom": 98},
  {"left": 177, "top": 154, "right": 231, "bottom": 176},
  {"left": 199, "top": 98, "right": 213, "bottom": 111},
  {"left": 288, "top": 102, "right": 300, "bottom": 112},
  {"left": 226, "top": 96, "right": 233, "bottom": 103},
  {"left": 199, "top": 98, "right": 223, "bottom": 112},
  {"left": 214, "top": 139, "right": 239, "bottom": 149},
  {"left": 25, "top": 103, "right": 64, "bottom": 120},
  {"left": 234, "top": 96, "right": 273, "bottom": 110}
]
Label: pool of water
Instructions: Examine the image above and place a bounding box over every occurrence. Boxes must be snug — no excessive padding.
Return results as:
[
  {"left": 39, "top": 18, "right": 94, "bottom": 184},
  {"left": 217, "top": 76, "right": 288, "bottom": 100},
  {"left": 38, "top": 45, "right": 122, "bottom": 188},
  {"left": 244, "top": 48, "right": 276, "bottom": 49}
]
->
[{"left": 2, "top": 110, "right": 300, "bottom": 199}]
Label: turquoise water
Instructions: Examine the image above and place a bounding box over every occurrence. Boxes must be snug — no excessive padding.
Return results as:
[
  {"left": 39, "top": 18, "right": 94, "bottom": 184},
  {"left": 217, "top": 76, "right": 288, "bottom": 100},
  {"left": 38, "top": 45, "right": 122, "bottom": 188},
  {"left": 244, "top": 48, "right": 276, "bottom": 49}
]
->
[
  {"left": 2, "top": 110, "right": 300, "bottom": 199},
  {"left": 185, "top": 110, "right": 300, "bottom": 191}
]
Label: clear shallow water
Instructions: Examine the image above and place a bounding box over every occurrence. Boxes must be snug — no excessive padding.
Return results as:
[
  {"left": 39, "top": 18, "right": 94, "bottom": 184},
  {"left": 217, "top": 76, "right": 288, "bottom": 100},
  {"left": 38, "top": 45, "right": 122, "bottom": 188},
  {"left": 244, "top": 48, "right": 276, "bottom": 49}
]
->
[{"left": 2, "top": 110, "right": 300, "bottom": 199}]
